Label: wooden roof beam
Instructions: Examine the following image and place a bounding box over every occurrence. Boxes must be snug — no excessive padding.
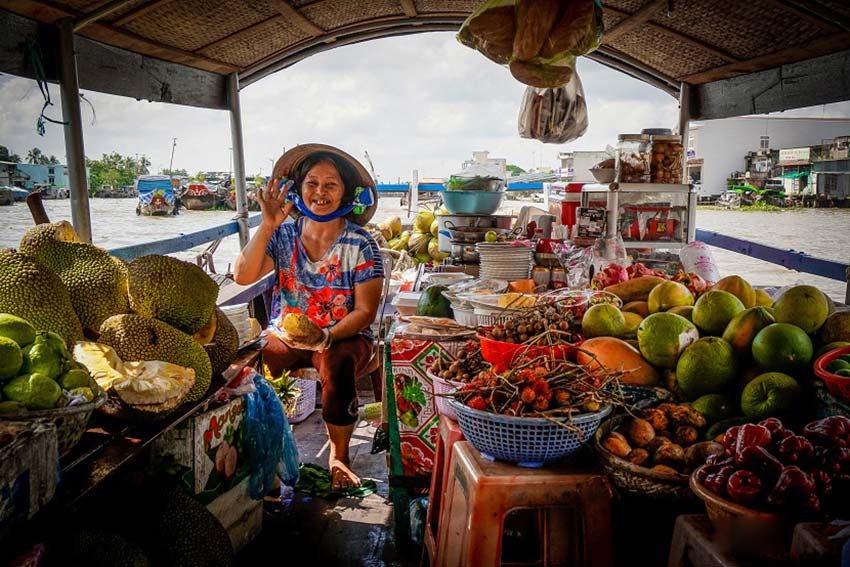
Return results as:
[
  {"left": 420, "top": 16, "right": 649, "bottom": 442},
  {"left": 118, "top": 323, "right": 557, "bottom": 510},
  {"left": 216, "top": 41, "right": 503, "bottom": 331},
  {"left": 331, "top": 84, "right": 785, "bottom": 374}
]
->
[
  {"left": 604, "top": 4, "right": 740, "bottom": 63},
  {"left": 399, "top": 0, "right": 417, "bottom": 18},
  {"left": 74, "top": 0, "right": 136, "bottom": 31},
  {"left": 112, "top": 0, "right": 176, "bottom": 27},
  {"left": 763, "top": 0, "right": 847, "bottom": 32},
  {"left": 604, "top": 0, "right": 668, "bottom": 43},
  {"left": 270, "top": 0, "right": 324, "bottom": 37},
  {"left": 681, "top": 30, "right": 850, "bottom": 84}
]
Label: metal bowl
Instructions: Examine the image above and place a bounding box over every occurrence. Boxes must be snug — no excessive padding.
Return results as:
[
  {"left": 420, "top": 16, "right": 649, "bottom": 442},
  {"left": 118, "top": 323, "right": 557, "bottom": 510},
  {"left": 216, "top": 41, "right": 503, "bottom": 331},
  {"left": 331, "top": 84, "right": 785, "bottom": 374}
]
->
[{"left": 442, "top": 190, "right": 505, "bottom": 215}]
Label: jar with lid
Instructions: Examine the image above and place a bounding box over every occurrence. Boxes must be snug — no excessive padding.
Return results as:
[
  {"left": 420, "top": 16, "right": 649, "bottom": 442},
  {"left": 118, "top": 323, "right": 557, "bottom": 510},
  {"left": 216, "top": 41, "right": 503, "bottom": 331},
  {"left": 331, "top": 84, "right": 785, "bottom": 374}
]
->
[
  {"left": 616, "top": 134, "right": 650, "bottom": 183},
  {"left": 550, "top": 267, "right": 567, "bottom": 289},
  {"left": 532, "top": 265, "right": 551, "bottom": 289},
  {"left": 650, "top": 135, "right": 684, "bottom": 184}
]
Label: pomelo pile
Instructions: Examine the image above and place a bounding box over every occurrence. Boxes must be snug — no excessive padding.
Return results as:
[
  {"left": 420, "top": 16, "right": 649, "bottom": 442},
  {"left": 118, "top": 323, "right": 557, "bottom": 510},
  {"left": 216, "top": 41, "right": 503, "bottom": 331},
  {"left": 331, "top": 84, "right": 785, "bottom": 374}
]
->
[
  {"left": 377, "top": 209, "right": 449, "bottom": 266},
  {"left": 579, "top": 269, "right": 849, "bottom": 430}
]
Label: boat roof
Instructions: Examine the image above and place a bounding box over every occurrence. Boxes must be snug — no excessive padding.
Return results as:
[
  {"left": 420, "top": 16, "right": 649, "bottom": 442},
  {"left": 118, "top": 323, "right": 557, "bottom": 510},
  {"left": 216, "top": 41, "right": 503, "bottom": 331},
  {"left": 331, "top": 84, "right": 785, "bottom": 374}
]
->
[{"left": 1, "top": 1, "right": 849, "bottom": 118}]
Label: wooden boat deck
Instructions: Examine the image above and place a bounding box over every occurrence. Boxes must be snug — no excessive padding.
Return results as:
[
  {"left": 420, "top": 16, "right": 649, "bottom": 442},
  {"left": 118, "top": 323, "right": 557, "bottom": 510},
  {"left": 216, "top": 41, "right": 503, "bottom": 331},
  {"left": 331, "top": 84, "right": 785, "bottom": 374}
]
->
[{"left": 237, "top": 387, "right": 417, "bottom": 567}]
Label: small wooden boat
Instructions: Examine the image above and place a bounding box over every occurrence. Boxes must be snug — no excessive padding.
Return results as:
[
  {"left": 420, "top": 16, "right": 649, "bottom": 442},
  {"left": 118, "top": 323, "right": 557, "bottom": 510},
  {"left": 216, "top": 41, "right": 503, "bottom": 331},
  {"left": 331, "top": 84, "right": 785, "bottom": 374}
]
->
[
  {"left": 182, "top": 183, "right": 219, "bottom": 210},
  {"left": 136, "top": 175, "right": 177, "bottom": 216}
]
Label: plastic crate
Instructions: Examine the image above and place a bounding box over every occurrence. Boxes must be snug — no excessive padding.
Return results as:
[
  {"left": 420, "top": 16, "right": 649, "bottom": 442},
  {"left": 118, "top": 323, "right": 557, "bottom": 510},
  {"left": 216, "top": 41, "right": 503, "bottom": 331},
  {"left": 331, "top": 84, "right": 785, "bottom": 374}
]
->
[
  {"left": 448, "top": 398, "right": 611, "bottom": 468},
  {"left": 287, "top": 379, "right": 317, "bottom": 424}
]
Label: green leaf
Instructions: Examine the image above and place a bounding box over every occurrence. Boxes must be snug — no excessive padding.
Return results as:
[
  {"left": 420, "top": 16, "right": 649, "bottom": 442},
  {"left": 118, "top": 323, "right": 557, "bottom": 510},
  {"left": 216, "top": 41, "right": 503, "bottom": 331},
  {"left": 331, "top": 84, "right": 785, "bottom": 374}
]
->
[{"left": 402, "top": 379, "right": 426, "bottom": 406}]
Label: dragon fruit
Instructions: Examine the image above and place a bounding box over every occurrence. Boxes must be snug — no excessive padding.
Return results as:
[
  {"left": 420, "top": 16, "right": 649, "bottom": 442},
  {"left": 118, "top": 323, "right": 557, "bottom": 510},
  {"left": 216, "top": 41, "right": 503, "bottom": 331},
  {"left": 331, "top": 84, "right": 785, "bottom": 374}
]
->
[
  {"left": 591, "top": 263, "right": 629, "bottom": 290},
  {"left": 673, "top": 272, "right": 710, "bottom": 298}
]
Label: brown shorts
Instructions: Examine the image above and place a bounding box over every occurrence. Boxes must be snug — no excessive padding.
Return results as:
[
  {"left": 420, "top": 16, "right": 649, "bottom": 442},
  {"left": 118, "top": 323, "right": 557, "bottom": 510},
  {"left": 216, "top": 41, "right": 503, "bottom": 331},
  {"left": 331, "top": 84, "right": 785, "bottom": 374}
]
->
[{"left": 263, "top": 333, "right": 373, "bottom": 426}]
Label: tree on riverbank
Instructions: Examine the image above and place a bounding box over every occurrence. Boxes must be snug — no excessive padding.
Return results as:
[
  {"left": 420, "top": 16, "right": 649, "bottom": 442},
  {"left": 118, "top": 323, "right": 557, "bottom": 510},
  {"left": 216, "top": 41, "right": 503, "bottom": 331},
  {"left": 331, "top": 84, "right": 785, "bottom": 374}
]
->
[
  {"left": 0, "top": 146, "right": 21, "bottom": 163},
  {"left": 25, "top": 147, "right": 60, "bottom": 165},
  {"left": 85, "top": 152, "right": 150, "bottom": 194}
]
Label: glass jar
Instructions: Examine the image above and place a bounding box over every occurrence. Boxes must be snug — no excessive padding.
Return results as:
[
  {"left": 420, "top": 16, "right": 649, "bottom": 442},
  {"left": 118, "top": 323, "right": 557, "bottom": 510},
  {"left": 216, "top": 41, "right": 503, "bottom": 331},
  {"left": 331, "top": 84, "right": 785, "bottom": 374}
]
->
[
  {"left": 616, "top": 134, "right": 650, "bottom": 183},
  {"left": 532, "top": 265, "right": 551, "bottom": 289},
  {"left": 550, "top": 267, "right": 567, "bottom": 289},
  {"left": 650, "top": 135, "right": 684, "bottom": 184}
]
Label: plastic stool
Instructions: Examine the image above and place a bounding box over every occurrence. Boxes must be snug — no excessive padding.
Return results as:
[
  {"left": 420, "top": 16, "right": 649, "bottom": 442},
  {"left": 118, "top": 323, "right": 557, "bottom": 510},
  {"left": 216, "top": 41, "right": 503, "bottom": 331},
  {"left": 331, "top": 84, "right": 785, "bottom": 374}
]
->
[
  {"left": 424, "top": 416, "right": 465, "bottom": 564},
  {"left": 435, "top": 441, "right": 613, "bottom": 567}
]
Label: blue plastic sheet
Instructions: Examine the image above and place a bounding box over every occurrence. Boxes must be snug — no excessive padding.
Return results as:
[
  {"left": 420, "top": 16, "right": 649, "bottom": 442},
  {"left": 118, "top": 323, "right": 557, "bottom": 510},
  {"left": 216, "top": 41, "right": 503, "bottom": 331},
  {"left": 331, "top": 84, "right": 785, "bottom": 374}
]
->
[{"left": 241, "top": 370, "right": 300, "bottom": 499}]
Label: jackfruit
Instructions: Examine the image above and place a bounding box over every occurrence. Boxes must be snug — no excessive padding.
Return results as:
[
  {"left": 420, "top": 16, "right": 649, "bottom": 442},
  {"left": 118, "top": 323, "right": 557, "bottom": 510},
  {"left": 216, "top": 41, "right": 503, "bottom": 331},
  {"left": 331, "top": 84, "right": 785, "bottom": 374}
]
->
[
  {"left": 0, "top": 248, "right": 84, "bottom": 344},
  {"left": 19, "top": 222, "right": 130, "bottom": 336},
  {"left": 114, "top": 361, "right": 195, "bottom": 414},
  {"left": 192, "top": 310, "right": 218, "bottom": 345},
  {"left": 126, "top": 255, "right": 218, "bottom": 335},
  {"left": 65, "top": 530, "right": 151, "bottom": 567},
  {"left": 99, "top": 315, "right": 212, "bottom": 403},
  {"left": 73, "top": 341, "right": 127, "bottom": 391},
  {"left": 282, "top": 312, "right": 324, "bottom": 344},
  {"left": 204, "top": 307, "right": 239, "bottom": 377}
]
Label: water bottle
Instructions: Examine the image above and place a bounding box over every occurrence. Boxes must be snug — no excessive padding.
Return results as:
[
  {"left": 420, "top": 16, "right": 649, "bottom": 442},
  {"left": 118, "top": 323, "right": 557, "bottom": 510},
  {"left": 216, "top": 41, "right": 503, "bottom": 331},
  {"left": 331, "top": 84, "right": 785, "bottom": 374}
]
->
[{"left": 679, "top": 241, "right": 721, "bottom": 284}]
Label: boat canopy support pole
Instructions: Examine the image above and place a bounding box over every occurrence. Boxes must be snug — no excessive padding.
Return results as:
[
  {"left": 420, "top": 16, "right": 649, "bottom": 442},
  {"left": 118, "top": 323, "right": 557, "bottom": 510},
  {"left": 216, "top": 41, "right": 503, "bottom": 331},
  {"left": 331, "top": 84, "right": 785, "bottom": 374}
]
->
[
  {"left": 58, "top": 18, "right": 92, "bottom": 243},
  {"left": 678, "top": 82, "right": 696, "bottom": 242},
  {"left": 227, "top": 73, "right": 250, "bottom": 249}
]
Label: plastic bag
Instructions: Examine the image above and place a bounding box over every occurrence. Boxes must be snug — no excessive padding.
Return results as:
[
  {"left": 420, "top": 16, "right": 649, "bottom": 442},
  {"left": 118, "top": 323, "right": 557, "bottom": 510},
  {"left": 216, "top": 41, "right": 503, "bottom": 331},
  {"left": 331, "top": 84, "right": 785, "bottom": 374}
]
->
[
  {"left": 518, "top": 71, "right": 587, "bottom": 143},
  {"left": 457, "top": 0, "right": 603, "bottom": 88},
  {"left": 241, "top": 369, "right": 300, "bottom": 499}
]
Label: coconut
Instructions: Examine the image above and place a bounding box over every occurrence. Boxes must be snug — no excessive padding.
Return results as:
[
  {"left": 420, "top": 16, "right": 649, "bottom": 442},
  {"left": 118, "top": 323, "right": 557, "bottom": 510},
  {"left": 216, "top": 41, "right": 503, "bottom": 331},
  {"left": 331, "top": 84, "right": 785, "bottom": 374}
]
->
[{"left": 414, "top": 211, "right": 436, "bottom": 233}]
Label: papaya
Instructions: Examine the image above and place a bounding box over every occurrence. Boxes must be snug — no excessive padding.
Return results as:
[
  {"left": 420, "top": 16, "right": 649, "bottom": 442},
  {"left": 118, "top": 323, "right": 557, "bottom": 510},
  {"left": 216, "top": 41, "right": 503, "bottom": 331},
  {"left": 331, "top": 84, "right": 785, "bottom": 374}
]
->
[
  {"left": 713, "top": 275, "right": 756, "bottom": 308},
  {"left": 722, "top": 307, "right": 775, "bottom": 359},
  {"left": 577, "top": 337, "right": 660, "bottom": 387},
  {"left": 622, "top": 301, "right": 650, "bottom": 318},
  {"left": 604, "top": 276, "right": 666, "bottom": 303}
]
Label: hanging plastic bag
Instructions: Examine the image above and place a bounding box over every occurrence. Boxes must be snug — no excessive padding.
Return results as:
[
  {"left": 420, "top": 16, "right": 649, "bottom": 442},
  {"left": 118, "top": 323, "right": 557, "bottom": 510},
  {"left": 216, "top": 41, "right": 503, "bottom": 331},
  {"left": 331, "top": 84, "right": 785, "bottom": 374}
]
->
[
  {"left": 457, "top": 0, "right": 603, "bottom": 89},
  {"left": 518, "top": 71, "right": 588, "bottom": 143}
]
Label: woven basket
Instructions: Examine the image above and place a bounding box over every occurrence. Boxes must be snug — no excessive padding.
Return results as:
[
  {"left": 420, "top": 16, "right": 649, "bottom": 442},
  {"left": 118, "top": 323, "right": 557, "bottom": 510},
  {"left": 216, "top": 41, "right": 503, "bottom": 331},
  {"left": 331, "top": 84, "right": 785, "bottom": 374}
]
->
[
  {"left": 427, "top": 370, "right": 463, "bottom": 421},
  {"left": 449, "top": 398, "right": 611, "bottom": 468},
  {"left": 594, "top": 415, "right": 694, "bottom": 501},
  {"left": 0, "top": 394, "right": 106, "bottom": 457},
  {"left": 287, "top": 379, "right": 317, "bottom": 424}
]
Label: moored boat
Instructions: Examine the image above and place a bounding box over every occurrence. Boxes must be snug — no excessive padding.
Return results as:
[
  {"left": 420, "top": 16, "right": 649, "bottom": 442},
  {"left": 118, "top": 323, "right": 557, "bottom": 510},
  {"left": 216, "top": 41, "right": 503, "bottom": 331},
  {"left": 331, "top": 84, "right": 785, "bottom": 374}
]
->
[
  {"left": 135, "top": 175, "right": 177, "bottom": 216},
  {"left": 182, "top": 183, "right": 218, "bottom": 210}
]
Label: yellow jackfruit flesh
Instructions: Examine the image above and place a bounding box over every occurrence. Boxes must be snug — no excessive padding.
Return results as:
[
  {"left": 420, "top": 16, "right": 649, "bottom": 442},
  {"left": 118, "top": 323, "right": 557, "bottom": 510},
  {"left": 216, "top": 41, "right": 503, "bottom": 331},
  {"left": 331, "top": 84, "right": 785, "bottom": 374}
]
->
[
  {"left": 99, "top": 314, "right": 212, "bottom": 403},
  {"left": 114, "top": 361, "right": 195, "bottom": 406},
  {"left": 282, "top": 313, "right": 323, "bottom": 344},
  {"left": 19, "top": 222, "right": 130, "bottom": 336},
  {"left": 127, "top": 255, "right": 218, "bottom": 335},
  {"left": 73, "top": 341, "right": 127, "bottom": 391},
  {"left": 0, "top": 248, "right": 84, "bottom": 344}
]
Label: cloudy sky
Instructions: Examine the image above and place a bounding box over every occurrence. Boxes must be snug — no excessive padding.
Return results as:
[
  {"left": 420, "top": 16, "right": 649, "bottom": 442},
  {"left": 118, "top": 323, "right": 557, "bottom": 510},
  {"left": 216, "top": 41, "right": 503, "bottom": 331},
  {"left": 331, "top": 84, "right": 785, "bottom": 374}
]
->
[{"left": 1, "top": 31, "right": 848, "bottom": 182}]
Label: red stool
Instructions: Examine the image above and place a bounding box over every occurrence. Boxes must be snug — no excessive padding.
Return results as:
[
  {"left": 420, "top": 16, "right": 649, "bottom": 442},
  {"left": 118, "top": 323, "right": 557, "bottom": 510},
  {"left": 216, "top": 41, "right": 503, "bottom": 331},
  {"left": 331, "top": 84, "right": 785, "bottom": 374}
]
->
[
  {"left": 424, "top": 416, "right": 465, "bottom": 564},
  {"left": 434, "top": 441, "right": 613, "bottom": 567}
]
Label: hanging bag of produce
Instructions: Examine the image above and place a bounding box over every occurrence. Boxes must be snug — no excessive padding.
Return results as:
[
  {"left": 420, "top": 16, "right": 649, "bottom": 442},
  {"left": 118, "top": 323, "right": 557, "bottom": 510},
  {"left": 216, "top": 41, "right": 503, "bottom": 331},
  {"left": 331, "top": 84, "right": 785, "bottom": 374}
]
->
[
  {"left": 517, "top": 70, "right": 588, "bottom": 143},
  {"left": 457, "top": 0, "right": 603, "bottom": 89}
]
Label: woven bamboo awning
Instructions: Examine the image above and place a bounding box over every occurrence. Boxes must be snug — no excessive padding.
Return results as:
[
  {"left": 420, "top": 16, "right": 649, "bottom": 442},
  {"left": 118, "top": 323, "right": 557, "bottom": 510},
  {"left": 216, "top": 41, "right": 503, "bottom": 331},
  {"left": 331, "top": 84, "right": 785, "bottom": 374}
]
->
[{"left": 1, "top": 0, "right": 850, "bottom": 116}]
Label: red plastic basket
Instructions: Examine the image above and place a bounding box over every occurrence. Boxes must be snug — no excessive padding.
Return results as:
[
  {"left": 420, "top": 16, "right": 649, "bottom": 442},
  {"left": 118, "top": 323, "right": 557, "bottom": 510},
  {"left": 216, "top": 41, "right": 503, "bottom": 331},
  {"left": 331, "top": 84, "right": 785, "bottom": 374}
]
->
[
  {"left": 477, "top": 332, "right": 581, "bottom": 372},
  {"left": 814, "top": 345, "right": 850, "bottom": 403}
]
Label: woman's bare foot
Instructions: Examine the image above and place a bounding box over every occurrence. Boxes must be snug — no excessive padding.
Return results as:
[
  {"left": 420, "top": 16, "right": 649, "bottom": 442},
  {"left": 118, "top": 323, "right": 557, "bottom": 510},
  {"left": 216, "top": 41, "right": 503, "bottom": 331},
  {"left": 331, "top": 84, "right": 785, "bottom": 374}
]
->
[
  {"left": 329, "top": 457, "right": 361, "bottom": 491},
  {"left": 326, "top": 421, "right": 361, "bottom": 491}
]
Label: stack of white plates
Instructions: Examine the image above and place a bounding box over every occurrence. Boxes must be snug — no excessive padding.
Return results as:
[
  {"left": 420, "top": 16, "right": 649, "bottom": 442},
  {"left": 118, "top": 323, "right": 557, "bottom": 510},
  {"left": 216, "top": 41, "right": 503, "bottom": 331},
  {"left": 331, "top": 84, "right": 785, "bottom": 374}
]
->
[
  {"left": 474, "top": 243, "right": 533, "bottom": 280},
  {"left": 219, "top": 303, "right": 253, "bottom": 345}
]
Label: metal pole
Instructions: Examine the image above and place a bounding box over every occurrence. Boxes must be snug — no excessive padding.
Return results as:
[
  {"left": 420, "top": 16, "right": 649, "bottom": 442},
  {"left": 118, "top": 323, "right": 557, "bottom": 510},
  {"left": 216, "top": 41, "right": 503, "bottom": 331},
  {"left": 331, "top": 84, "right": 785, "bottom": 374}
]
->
[
  {"left": 678, "top": 83, "right": 691, "bottom": 182},
  {"left": 58, "top": 18, "right": 92, "bottom": 243},
  {"left": 227, "top": 73, "right": 249, "bottom": 249}
]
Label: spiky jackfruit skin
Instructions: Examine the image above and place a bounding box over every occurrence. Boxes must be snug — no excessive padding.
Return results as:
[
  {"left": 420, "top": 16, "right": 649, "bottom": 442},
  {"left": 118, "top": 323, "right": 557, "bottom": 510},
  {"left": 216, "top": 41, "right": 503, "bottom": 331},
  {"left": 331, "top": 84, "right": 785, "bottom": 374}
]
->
[
  {"left": 0, "top": 248, "right": 84, "bottom": 344},
  {"left": 99, "top": 314, "right": 212, "bottom": 403},
  {"left": 127, "top": 255, "right": 218, "bottom": 335},
  {"left": 205, "top": 308, "right": 239, "bottom": 377},
  {"left": 19, "top": 222, "right": 130, "bottom": 335}
]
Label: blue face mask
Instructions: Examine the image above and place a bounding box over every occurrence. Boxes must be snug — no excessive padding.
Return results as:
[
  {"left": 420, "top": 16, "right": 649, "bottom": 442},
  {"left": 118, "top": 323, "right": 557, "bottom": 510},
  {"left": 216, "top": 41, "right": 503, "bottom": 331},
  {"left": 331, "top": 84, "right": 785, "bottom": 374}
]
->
[{"left": 282, "top": 178, "right": 374, "bottom": 222}]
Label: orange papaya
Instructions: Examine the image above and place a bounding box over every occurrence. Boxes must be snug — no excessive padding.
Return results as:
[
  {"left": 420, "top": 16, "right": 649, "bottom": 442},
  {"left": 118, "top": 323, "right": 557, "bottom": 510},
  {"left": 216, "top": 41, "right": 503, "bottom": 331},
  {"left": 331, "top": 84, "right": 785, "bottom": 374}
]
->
[{"left": 577, "top": 337, "right": 660, "bottom": 387}]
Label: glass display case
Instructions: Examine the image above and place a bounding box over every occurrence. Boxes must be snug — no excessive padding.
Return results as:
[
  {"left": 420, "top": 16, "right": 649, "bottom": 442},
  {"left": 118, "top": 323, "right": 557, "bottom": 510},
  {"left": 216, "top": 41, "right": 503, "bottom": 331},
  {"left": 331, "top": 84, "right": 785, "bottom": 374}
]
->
[{"left": 579, "top": 183, "right": 697, "bottom": 249}]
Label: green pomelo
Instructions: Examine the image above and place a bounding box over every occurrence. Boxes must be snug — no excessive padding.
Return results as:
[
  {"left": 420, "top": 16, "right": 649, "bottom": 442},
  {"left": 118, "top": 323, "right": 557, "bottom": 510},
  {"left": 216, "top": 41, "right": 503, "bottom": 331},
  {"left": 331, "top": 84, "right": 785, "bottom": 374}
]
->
[
  {"left": 691, "top": 393, "right": 735, "bottom": 424},
  {"left": 819, "top": 312, "right": 850, "bottom": 345},
  {"left": 0, "top": 314, "right": 36, "bottom": 347},
  {"left": 827, "top": 359, "right": 850, "bottom": 373},
  {"left": 722, "top": 307, "right": 776, "bottom": 358},
  {"left": 581, "top": 303, "right": 626, "bottom": 338},
  {"left": 648, "top": 281, "right": 694, "bottom": 313},
  {"left": 836, "top": 369, "right": 850, "bottom": 377},
  {"left": 740, "top": 372, "right": 801, "bottom": 419},
  {"left": 752, "top": 323, "right": 813, "bottom": 374},
  {"left": 676, "top": 337, "right": 738, "bottom": 400},
  {"left": 668, "top": 305, "right": 694, "bottom": 321},
  {"left": 0, "top": 336, "right": 23, "bottom": 381},
  {"left": 773, "top": 285, "right": 829, "bottom": 334},
  {"left": 637, "top": 312, "right": 699, "bottom": 369},
  {"left": 814, "top": 341, "right": 850, "bottom": 359},
  {"left": 693, "top": 290, "right": 745, "bottom": 336}
]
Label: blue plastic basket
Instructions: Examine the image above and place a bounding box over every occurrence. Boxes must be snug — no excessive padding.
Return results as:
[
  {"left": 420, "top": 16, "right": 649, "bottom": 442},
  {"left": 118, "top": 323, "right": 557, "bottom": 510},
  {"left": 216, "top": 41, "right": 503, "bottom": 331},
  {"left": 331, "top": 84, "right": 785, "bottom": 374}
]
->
[{"left": 448, "top": 398, "right": 612, "bottom": 468}]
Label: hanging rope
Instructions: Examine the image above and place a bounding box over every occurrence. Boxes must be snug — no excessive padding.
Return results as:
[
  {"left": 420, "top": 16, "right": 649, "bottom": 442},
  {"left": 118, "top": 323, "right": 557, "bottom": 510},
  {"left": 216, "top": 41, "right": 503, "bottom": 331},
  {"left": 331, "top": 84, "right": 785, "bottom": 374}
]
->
[{"left": 26, "top": 40, "right": 68, "bottom": 136}]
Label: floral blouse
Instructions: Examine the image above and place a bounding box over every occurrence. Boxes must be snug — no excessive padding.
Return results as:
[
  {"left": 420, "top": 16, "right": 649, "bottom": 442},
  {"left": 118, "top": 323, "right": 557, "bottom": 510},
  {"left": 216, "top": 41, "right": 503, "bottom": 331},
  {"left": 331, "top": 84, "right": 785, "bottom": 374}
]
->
[{"left": 266, "top": 217, "right": 384, "bottom": 337}]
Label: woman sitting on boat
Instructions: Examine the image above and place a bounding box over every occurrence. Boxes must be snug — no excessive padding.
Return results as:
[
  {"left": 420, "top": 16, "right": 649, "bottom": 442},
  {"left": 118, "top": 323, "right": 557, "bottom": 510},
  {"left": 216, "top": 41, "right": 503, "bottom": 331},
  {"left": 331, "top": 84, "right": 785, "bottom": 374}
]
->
[{"left": 234, "top": 144, "right": 383, "bottom": 491}]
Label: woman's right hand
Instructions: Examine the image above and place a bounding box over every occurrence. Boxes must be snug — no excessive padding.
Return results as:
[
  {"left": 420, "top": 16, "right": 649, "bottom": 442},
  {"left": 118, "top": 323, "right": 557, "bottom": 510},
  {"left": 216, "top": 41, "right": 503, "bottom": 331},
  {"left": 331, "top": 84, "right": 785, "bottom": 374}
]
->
[{"left": 258, "top": 176, "right": 294, "bottom": 230}]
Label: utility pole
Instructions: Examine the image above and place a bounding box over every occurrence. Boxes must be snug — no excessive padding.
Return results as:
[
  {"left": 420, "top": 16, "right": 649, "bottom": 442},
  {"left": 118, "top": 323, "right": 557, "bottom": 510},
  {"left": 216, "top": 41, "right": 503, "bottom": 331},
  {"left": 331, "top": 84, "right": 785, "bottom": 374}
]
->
[{"left": 168, "top": 138, "right": 177, "bottom": 181}]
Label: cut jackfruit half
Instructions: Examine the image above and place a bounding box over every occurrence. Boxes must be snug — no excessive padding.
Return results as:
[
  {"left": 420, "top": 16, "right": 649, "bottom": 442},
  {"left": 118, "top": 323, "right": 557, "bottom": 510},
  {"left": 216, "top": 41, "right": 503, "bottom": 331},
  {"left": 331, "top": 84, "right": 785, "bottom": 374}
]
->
[
  {"left": 114, "top": 361, "right": 195, "bottom": 406},
  {"left": 73, "top": 341, "right": 126, "bottom": 390}
]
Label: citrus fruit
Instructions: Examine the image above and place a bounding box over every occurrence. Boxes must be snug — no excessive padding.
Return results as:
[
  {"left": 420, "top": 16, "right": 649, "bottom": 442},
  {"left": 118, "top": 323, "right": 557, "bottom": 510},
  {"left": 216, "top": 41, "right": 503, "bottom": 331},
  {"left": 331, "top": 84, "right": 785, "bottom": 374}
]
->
[
  {"left": 692, "top": 290, "right": 745, "bottom": 336},
  {"left": 751, "top": 323, "right": 813, "bottom": 374},
  {"left": 773, "top": 285, "right": 829, "bottom": 334},
  {"left": 581, "top": 304, "right": 626, "bottom": 338},
  {"left": 721, "top": 307, "right": 775, "bottom": 359},
  {"left": 819, "top": 312, "right": 850, "bottom": 344},
  {"left": 622, "top": 312, "right": 643, "bottom": 338},
  {"left": 754, "top": 288, "right": 773, "bottom": 307},
  {"left": 668, "top": 305, "right": 694, "bottom": 321},
  {"left": 740, "top": 372, "right": 801, "bottom": 419},
  {"left": 836, "top": 369, "right": 850, "bottom": 377},
  {"left": 0, "top": 314, "right": 36, "bottom": 348},
  {"left": 636, "top": 312, "right": 699, "bottom": 369},
  {"left": 484, "top": 231, "right": 498, "bottom": 243},
  {"left": 713, "top": 275, "right": 756, "bottom": 308},
  {"left": 676, "top": 337, "right": 738, "bottom": 400},
  {"left": 0, "top": 336, "right": 23, "bottom": 381},
  {"left": 827, "top": 359, "right": 850, "bottom": 373},
  {"left": 691, "top": 393, "right": 735, "bottom": 424},
  {"left": 648, "top": 281, "right": 694, "bottom": 313}
]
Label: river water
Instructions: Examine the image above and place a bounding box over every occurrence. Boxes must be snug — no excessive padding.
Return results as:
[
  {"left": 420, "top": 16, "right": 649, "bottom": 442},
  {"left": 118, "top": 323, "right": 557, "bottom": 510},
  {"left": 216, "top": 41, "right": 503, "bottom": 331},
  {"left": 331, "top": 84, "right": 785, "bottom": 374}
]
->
[{"left": 1, "top": 197, "right": 847, "bottom": 300}]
